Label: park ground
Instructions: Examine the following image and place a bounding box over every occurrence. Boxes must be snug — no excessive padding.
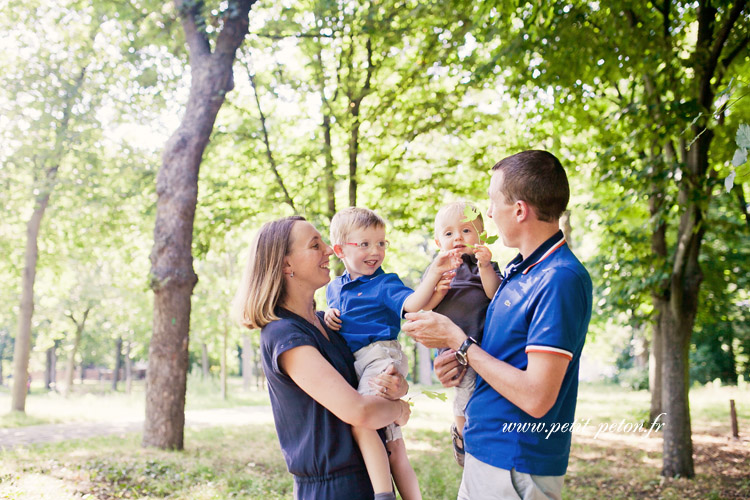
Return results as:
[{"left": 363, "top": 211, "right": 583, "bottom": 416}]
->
[{"left": 0, "top": 378, "right": 748, "bottom": 500}]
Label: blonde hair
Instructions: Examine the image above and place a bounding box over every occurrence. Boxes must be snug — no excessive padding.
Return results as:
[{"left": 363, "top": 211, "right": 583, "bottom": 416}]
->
[
  {"left": 232, "top": 216, "right": 305, "bottom": 329},
  {"left": 434, "top": 201, "right": 484, "bottom": 236},
  {"left": 329, "top": 207, "right": 386, "bottom": 245}
]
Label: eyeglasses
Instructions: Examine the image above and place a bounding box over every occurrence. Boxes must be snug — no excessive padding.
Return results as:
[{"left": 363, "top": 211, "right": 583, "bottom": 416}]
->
[{"left": 345, "top": 240, "right": 390, "bottom": 249}]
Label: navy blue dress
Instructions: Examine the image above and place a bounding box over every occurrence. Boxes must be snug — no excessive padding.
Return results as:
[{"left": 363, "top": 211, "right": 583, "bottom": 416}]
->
[{"left": 261, "top": 307, "right": 374, "bottom": 500}]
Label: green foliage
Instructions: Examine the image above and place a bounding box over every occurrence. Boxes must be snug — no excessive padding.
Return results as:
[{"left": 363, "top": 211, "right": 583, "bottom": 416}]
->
[{"left": 461, "top": 204, "right": 499, "bottom": 245}]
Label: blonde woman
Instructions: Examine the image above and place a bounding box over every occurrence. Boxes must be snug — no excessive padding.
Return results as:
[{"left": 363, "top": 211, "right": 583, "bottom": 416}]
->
[{"left": 234, "top": 216, "right": 410, "bottom": 500}]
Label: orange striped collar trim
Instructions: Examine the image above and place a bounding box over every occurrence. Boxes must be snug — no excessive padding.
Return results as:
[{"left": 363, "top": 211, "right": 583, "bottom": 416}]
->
[{"left": 522, "top": 237, "right": 566, "bottom": 275}]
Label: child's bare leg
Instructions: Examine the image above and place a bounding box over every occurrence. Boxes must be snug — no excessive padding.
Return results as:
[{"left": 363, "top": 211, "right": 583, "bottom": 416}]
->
[
  {"left": 386, "top": 437, "right": 421, "bottom": 500},
  {"left": 455, "top": 415, "right": 466, "bottom": 436},
  {"left": 352, "top": 426, "right": 392, "bottom": 494}
]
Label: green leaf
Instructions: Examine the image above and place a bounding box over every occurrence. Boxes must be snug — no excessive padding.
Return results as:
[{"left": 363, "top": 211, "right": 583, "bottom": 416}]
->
[
  {"left": 483, "top": 234, "right": 499, "bottom": 245},
  {"left": 736, "top": 124, "right": 750, "bottom": 149},
  {"left": 732, "top": 148, "right": 748, "bottom": 167},
  {"left": 462, "top": 205, "right": 480, "bottom": 223},
  {"left": 421, "top": 389, "right": 448, "bottom": 402}
]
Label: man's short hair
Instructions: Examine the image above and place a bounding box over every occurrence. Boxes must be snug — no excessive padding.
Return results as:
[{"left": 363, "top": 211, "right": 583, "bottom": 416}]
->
[
  {"left": 491, "top": 150, "right": 569, "bottom": 222},
  {"left": 330, "top": 207, "right": 386, "bottom": 245}
]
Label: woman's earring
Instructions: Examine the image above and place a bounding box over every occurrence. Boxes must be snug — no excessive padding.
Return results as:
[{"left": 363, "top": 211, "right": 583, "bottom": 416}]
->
[{"left": 290, "top": 272, "right": 294, "bottom": 278}]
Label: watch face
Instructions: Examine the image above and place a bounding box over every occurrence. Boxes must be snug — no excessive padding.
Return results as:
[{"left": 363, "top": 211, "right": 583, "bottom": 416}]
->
[{"left": 455, "top": 351, "right": 468, "bottom": 366}]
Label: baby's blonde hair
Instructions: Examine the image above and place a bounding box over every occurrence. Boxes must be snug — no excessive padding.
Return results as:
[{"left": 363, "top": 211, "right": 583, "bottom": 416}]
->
[
  {"left": 434, "top": 201, "right": 484, "bottom": 236},
  {"left": 330, "top": 207, "right": 386, "bottom": 245}
]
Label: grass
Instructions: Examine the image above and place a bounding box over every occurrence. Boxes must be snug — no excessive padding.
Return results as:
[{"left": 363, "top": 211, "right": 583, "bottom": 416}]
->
[
  {"left": 0, "top": 374, "right": 270, "bottom": 428},
  {"left": 0, "top": 381, "right": 748, "bottom": 499}
]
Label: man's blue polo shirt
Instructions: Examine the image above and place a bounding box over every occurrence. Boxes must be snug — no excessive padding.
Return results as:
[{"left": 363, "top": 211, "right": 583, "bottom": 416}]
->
[
  {"left": 464, "top": 230, "right": 592, "bottom": 476},
  {"left": 326, "top": 267, "right": 414, "bottom": 353}
]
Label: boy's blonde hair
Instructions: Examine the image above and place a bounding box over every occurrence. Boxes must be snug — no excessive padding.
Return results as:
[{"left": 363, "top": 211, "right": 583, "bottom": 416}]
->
[
  {"left": 434, "top": 201, "right": 484, "bottom": 236},
  {"left": 232, "top": 216, "right": 305, "bottom": 329},
  {"left": 330, "top": 207, "right": 386, "bottom": 245}
]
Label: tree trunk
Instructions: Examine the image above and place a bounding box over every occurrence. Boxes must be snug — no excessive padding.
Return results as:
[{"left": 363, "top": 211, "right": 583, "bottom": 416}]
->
[
  {"left": 112, "top": 337, "right": 122, "bottom": 391},
  {"left": 45, "top": 346, "right": 57, "bottom": 390},
  {"left": 63, "top": 330, "right": 83, "bottom": 397},
  {"left": 221, "top": 322, "right": 228, "bottom": 401},
  {"left": 143, "top": 0, "right": 254, "bottom": 450},
  {"left": 242, "top": 334, "right": 252, "bottom": 391},
  {"left": 649, "top": 304, "right": 664, "bottom": 421},
  {"left": 201, "top": 343, "right": 210, "bottom": 379},
  {"left": 125, "top": 341, "right": 133, "bottom": 394},
  {"left": 661, "top": 308, "right": 695, "bottom": 477},
  {"left": 11, "top": 183, "right": 54, "bottom": 412},
  {"left": 417, "top": 343, "right": 432, "bottom": 385},
  {"left": 559, "top": 210, "right": 573, "bottom": 249}
]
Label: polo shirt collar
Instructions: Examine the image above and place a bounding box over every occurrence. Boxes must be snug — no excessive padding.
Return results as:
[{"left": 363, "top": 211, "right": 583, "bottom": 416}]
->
[
  {"left": 341, "top": 266, "right": 385, "bottom": 284},
  {"left": 504, "top": 230, "right": 566, "bottom": 277}
]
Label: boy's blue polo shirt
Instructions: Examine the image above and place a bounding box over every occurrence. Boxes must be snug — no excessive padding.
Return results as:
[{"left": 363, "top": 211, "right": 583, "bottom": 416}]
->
[
  {"left": 326, "top": 267, "right": 414, "bottom": 353},
  {"left": 464, "top": 230, "right": 592, "bottom": 476}
]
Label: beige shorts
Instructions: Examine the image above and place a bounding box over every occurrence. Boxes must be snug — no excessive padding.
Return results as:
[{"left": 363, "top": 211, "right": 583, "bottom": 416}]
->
[
  {"left": 353, "top": 340, "right": 408, "bottom": 442},
  {"left": 458, "top": 452, "right": 564, "bottom": 500}
]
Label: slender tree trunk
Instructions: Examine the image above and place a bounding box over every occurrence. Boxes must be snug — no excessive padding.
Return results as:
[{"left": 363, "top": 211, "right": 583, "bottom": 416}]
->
[
  {"left": 417, "top": 343, "right": 432, "bottom": 385},
  {"left": 45, "top": 346, "right": 57, "bottom": 390},
  {"left": 649, "top": 303, "right": 664, "bottom": 421},
  {"left": 201, "top": 343, "right": 210, "bottom": 379},
  {"left": 125, "top": 341, "right": 133, "bottom": 394},
  {"left": 221, "top": 321, "right": 228, "bottom": 401},
  {"left": 11, "top": 184, "right": 54, "bottom": 412},
  {"left": 63, "top": 330, "right": 82, "bottom": 397},
  {"left": 559, "top": 210, "right": 573, "bottom": 248},
  {"left": 242, "top": 334, "right": 252, "bottom": 390},
  {"left": 143, "top": 0, "right": 254, "bottom": 450},
  {"left": 112, "top": 337, "right": 123, "bottom": 391}
]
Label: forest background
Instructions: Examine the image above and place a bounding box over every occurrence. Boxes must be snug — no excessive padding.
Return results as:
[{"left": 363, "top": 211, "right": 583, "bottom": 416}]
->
[{"left": 0, "top": 0, "right": 749, "bottom": 484}]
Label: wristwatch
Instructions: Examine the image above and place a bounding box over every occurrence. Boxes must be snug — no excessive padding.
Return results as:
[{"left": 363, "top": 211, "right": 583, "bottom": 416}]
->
[{"left": 455, "top": 337, "right": 478, "bottom": 366}]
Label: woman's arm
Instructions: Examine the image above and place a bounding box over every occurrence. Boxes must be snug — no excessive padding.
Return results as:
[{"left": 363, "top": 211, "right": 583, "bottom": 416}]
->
[{"left": 279, "top": 345, "right": 410, "bottom": 429}]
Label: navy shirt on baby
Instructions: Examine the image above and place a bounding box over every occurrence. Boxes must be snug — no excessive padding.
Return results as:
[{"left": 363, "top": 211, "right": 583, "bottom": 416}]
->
[
  {"left": 431, "top": 252, "right": 501, "bottom": 345},
  {"left": 260, "top": 308, "right": 375, "bottom": 499}
]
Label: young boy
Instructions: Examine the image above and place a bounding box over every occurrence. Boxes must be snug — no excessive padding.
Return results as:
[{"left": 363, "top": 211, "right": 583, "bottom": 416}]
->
[
  {"left": 423, "top": 201, "right": 502, "bottom": 467},
  {"left": 325, "top": 207, "right": 462, "bottom": 500}
]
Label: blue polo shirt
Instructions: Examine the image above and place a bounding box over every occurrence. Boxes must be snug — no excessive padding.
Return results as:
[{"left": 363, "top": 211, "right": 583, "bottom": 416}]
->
[
  {"left": 464, "top": 230, "right": 592, "bottom": 476},
  {"left": 326, "top": 267, "right": 414, "bottom": 353}
]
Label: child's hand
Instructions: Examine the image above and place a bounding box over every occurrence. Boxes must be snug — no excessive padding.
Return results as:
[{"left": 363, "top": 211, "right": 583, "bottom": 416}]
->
[
  {"left": 435, "top": 271, "right": 454, "bottom": 294},
  {"left": 395, "top": 399, "right": 411, "bottom": 427},
  {"left": 431, "top": 249, "right": 463, "bottom": 275},
  {"left": 474, "top": 244, "right": 492, "bottom": 268},
  {"left": 324, "top": 308, "right": 342, "bottom": 330}
]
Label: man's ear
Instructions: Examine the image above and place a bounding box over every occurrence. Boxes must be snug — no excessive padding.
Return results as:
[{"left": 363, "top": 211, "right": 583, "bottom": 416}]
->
[
  {"left": 332, "top": 244, "right": 345, "bottom": 258},
  {"left": 515, "top": 200, "right": 530, "bottom": 222}
]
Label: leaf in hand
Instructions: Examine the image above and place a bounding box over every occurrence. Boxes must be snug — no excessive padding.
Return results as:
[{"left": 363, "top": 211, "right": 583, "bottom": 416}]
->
[
  {"left": 421, "top": 389, "right": 448, "bottom": 402},
  {"left": 462, "top": 205, "right": 480, "bottom": 223}
]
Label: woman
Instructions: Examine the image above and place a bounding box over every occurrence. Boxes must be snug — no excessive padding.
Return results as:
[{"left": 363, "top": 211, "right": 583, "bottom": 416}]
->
[{"left": 234, "top": 216, "right": 410, "bottom": 500}]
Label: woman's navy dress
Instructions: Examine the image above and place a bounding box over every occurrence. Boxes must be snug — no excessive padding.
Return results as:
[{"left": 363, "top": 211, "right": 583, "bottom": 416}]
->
[{"left": 261, "top": 307, "right": 375, "bottom": 500}]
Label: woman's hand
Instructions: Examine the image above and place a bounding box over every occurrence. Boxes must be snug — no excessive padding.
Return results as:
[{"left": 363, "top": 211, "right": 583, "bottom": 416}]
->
[
  {"left": 324, "top": 308, "right": 342, "bottom": 330},
  {"left": 369, "top": 363, "right": 408, "bottom": 400}
]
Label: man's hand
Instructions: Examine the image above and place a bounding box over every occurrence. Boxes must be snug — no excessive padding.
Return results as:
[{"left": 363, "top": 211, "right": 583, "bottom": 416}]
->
[
  {"left": 434, "top": 349, "right": 466, "bottom": 388},
  {"left": 324, "top": 308, "right": 342, "bottom": 330},
  {"left": 402, "top": 310, "right": 466, "bottom": 350}
]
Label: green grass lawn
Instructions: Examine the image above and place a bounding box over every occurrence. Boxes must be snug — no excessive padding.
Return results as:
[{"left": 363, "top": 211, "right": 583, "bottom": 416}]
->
[{"left": 0, "top": 381, "right": 748, "bottom": 499}]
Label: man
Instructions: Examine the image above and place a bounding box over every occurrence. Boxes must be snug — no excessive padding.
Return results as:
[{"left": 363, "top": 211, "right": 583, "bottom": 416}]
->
[{"left": 403, "top": 150, "right": 592, "bottom": 500}]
